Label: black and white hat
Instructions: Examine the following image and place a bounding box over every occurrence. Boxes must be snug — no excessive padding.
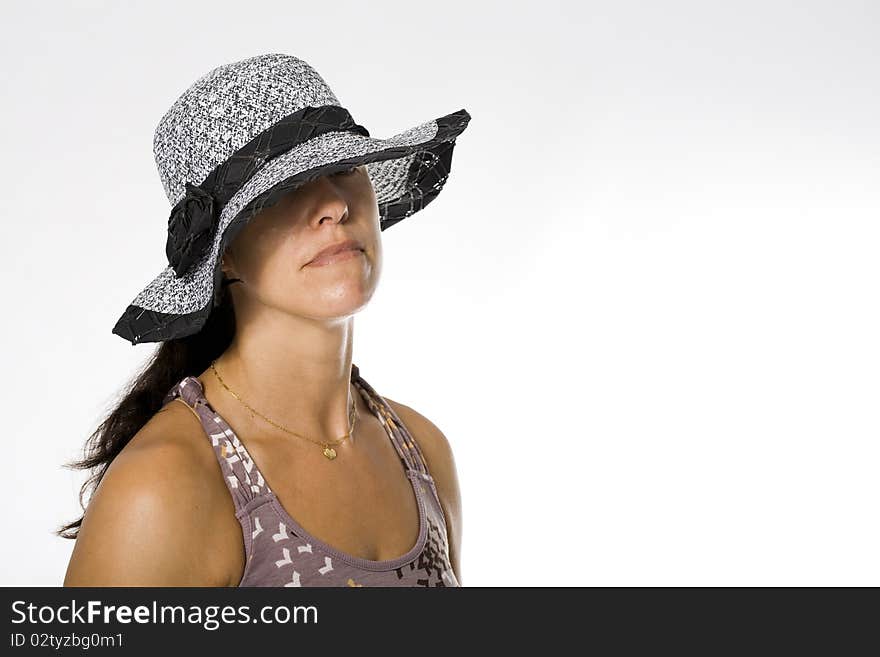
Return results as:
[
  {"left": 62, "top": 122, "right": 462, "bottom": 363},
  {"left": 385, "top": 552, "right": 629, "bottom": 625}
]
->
[{"left": 111, "top": 53, "right": 471, "bottom": 345}]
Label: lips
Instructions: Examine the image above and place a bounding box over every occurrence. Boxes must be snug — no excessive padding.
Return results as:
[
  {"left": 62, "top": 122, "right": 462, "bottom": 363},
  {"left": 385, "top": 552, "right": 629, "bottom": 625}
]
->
[{"left": 306, "top": 238, "right": 365, "bottom": 266}]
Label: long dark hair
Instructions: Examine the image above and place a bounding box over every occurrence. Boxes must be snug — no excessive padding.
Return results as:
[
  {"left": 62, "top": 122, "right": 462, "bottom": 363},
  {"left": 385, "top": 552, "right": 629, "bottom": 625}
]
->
[{"left": 55, "top": 276, "right": 240, "bottom": 539}]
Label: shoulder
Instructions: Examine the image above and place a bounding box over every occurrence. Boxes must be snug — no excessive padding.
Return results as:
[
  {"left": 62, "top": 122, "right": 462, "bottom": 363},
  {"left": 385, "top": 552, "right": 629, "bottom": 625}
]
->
[
  {"left": 383, "top": 396, "right": 463, "bottom": 582},
  {"left": 383, "top": 398, "right": 455, "bottom": 466},
  {"left": 63, "top": 401, "right": 238, "bottom": 586}
]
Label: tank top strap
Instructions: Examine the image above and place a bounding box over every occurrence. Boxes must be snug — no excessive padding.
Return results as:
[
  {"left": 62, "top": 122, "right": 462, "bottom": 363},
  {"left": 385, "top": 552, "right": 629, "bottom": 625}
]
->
[
  {"left": 162, "top": 376, "right": 270, "bottom": 514},
  {"left": 351, "top": 367, "right": 431, "bottom": 478}
]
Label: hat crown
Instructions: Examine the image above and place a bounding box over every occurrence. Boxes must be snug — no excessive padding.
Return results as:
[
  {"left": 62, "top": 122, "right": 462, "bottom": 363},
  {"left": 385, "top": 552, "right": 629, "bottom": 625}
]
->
[{"left": 153, "top": 53, "right": 342, "bottom": 207}]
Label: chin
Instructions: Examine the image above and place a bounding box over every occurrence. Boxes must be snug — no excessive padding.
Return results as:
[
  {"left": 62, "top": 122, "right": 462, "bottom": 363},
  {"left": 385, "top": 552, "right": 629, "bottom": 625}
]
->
[{"left": 309, "top": 287, "right": 374, "bottom": 316}]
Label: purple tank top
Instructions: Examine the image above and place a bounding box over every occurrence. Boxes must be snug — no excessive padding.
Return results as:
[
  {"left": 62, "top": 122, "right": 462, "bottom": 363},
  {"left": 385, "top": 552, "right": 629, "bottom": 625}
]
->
[{"left": 161, "top": 364, "right": 459, "bottom": 587}]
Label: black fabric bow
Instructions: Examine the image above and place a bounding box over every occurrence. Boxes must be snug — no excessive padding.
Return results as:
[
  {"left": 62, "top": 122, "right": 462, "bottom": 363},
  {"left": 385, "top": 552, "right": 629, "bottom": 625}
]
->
[{"left": 165, "top": 182, "right": 218, "bottom": 276}]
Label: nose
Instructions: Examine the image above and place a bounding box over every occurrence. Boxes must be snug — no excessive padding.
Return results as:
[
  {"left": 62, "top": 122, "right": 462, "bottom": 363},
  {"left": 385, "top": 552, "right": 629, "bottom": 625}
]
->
[{"left": 307, "top": 176, "right": 350, "bottom": 227}]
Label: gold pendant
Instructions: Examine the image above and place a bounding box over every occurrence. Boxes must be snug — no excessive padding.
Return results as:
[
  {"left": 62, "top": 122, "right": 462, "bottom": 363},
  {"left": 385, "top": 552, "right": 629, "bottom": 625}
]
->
[{"left": 323, "top": 447, "right": 337, "bottom": 460}]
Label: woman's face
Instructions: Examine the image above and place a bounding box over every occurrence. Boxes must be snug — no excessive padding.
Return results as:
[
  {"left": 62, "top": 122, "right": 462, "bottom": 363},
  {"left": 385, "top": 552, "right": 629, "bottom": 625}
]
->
[{"left": 221, "top": 164, "right": 382, "bottom": 322}]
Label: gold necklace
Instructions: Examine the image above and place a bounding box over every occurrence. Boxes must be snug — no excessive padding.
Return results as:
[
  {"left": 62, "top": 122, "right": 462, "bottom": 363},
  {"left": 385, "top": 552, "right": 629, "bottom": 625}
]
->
[{"left": 209, "top": 360, "right": 359, "bottom": 460}]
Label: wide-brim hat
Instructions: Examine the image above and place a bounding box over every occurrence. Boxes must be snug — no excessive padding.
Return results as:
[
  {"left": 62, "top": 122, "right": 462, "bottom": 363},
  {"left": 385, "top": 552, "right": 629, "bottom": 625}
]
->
[{"left": 112, "top": 53, "right": 471, "bottom": 345}]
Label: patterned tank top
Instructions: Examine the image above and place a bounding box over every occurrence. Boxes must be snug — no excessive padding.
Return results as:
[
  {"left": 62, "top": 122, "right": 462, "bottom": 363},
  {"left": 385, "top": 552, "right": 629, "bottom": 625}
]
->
[{"left": 161, "top": 364, "right": 459, "bottom": 587}]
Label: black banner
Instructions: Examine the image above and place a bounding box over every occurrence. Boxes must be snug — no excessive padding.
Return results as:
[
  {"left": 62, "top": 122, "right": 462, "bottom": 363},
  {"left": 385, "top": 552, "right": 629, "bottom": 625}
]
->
[{"left": 1, "top": 587, "right": 875, "bottom": 651}]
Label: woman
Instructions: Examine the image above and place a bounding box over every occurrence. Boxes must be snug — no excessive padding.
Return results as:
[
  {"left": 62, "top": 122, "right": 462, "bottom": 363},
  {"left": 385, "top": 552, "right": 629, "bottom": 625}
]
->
[{"left": 59, "top": 53, "right": 471, "bottom": 587}]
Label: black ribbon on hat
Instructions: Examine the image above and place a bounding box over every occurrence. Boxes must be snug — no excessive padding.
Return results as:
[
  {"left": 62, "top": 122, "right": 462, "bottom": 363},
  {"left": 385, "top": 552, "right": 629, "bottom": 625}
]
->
[
  {"left": 166, "top": 182, "right": 218, "bottom": 276},
  {"left": 166, "top": 105, "right": 370, "bottom": 277}
]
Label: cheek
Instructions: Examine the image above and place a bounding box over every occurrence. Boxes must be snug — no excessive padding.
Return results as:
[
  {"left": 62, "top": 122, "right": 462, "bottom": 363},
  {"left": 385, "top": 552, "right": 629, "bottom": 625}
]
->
[
  {"left": 253, "top": 256, "right": 306, "bottom": 300},
  {"left": 236, "top": 224, "right": 296, "bottom": 279}
]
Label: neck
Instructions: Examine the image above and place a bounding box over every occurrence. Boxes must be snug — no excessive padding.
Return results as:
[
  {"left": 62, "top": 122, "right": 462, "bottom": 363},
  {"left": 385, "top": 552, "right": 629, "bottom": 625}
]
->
[{"left": 203, "top": 309, "right": 358, "bottom": 443}]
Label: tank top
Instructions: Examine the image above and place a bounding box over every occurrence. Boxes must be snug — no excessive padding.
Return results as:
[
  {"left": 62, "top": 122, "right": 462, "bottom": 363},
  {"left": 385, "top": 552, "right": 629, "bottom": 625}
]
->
[{"left": 160, "top": 364, "right": 459, "bottom": 587}]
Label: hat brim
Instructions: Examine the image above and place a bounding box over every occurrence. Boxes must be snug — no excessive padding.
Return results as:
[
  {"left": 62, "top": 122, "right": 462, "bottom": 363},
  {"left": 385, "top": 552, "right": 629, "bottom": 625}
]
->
[{"left": 112, "top": 108, "right": 470, "bottom": 345}]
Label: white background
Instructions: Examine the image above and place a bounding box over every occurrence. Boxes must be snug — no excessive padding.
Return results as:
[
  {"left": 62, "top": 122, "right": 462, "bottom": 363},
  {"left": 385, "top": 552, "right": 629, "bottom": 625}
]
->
[{"left": 2, "top": 0, "right": 877, "bottom": 586}]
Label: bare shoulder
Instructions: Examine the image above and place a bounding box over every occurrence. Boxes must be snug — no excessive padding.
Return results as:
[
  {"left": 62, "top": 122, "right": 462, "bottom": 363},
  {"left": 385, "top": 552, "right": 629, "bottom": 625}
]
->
[
  {"left": 63, "top": 401, "right": 238, "bottom": 587},
  {"left": 383, "top": 396, "right": 463, "bottom": 584},
  {"left": 384, "top": 398, "right": 456, "bottom": 472}
]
